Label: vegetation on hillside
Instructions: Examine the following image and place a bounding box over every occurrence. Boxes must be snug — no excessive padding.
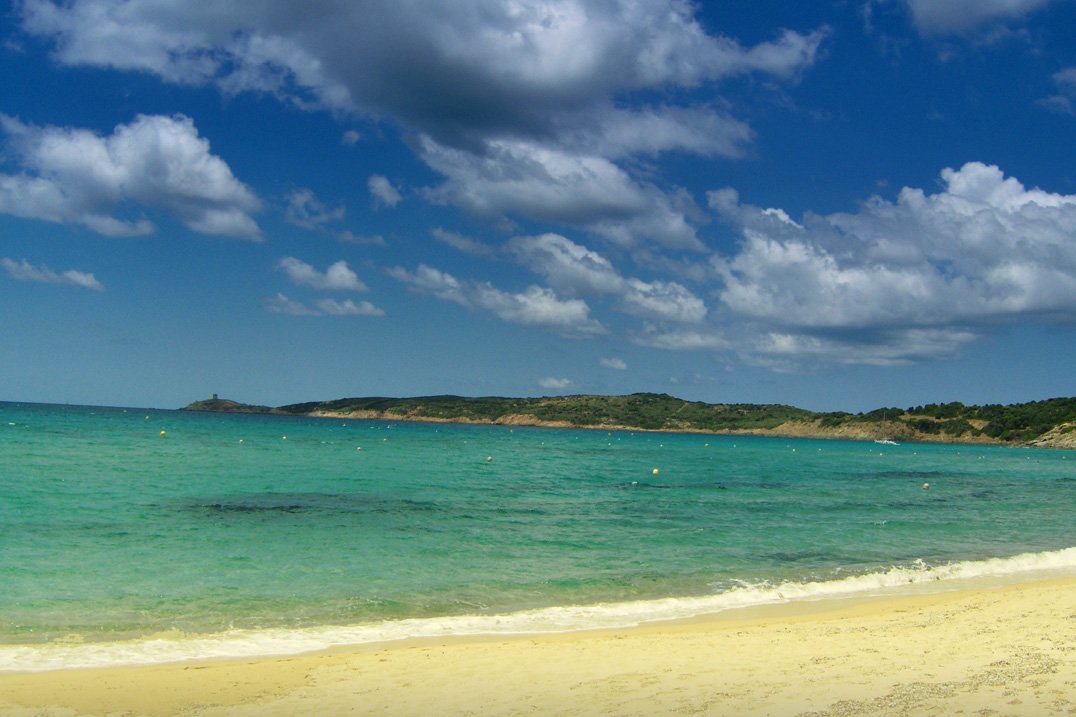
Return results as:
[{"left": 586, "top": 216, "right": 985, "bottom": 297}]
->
[
  {"left": 182, "top": 393, "right": 1076, "bottom": 446},
  {"left": 182, "top": 396, "right": 272, "bottom": 413},
  {"left": 274, "top": 393, "right": 815, "bottom": 432},
  {"left": 819, "top": 397, "right": 1076, "bottom": 443}
]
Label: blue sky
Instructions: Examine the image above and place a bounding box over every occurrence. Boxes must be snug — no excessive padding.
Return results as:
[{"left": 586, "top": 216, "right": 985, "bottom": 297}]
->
[{"left": 2, "top": 0, "right": 1074, "bottom": 412}]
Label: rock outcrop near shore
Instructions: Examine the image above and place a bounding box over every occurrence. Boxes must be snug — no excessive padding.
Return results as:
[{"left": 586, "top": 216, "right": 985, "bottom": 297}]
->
[{"left": 181, "top": 396, "right": 272, "bottom": 414}]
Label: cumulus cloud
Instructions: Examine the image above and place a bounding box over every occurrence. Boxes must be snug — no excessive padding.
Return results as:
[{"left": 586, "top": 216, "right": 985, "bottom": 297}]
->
[
  {"left": 18, "top": 0, "right": 825, "bottom": 248},
  {"left": 1, "top": 257, "right": 104, "bottom": 291},
  {"left": 619, "top": 278, "right": 707, "bottom": 323},
  {"left": 509, "top": 232, "right": 624, "bottom": 296},
  {"left": 0, "top": 113, "right": 261, "bottom": 239},
  {"left": 421, "top": 136, "right": 704, "bottom": 250},
  {"left": 19, "top": 1, "right": 824, "bottom": 135},
  {"left": 509, "top": 232, "right": 707, "bottom": 323},
  {"left": 285, "top": 188, "right": 345, "bottom": 229},
  {"left": 476, "top": 284, "right": 602, "bottom": 334},
  {"left": 600, "top": 357, "right": 627, "bottom": 370},
  {"left": 367, "top": 174, "right": 402, "bottom": 208},
  {"left": 904, "top": 0, "right": 1052, "bottom": 35},
  {"left": 707, "top": 162, "right": 1076, "bottom": 365},
  {"left": 538, "top": 377, "right": 573, "bottom": 390},
  {"left": 385, "top": 263, "right": 469, "bottom": 306},
  {"left": 278, "top": 257, "right": 369, "bottom": 292},
  {"left": 388, "top": 263, "right": 605, "bottom": 336},
  {"left": 264, "top": 292, "right": 383, "bottom": 317}
]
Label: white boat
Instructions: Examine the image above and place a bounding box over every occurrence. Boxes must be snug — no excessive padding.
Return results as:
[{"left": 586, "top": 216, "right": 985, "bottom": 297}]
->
[{"left": 875, "top": 412, "right": 899, "bottom": 445}]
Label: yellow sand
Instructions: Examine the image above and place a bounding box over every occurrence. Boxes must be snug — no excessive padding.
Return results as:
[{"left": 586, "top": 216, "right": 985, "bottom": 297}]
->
[{"left": 1, "top": 577, "right": 1073, "bottom": 716}]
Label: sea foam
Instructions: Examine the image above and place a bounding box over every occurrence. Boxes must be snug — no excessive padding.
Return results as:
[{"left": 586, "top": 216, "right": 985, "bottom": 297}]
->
[{"left": 3, "top": 546, "right": 1074, "bottom": 673}]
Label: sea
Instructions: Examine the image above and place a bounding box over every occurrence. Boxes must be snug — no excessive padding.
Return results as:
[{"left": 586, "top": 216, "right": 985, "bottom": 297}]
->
[{"left": 1, "top": 401, "right": 1074, "bottom": 672}]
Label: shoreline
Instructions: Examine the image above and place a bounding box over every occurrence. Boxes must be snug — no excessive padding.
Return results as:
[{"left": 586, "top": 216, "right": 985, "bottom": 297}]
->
[
  {"left": 9, "top": 398, "right": 1073, "bottom": 448},
  {"left": 231, "top": 408, "right": 1076, "bottom": 449},
  {"left": 4, "top": 547, "right": 1074, "bottom": 674},
  {"left": 2, "top": 575, "right": 1073, "bottom": 716},
  {"left": 177, "top": 393, "right": 1076, "bottom": 449},
  {"left": 308, "top": 411, "right": 1076, "bottom": 449}
]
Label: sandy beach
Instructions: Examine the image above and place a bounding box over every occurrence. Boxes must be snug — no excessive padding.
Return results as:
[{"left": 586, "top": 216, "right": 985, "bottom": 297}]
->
[{"left": 1, "top": 576, "right": 1073, "bottom": 717}]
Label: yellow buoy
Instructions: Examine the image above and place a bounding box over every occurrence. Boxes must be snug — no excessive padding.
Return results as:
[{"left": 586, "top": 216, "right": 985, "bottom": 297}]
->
[
  {"left": 159, "top": 430, "right": 166, "bottom": 437},
  {"left": 652, "top": 468, "right": 660, "bottom": 476}
]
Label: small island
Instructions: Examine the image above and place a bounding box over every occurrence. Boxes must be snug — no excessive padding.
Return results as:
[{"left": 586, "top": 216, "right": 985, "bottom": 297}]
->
[
  {"left": 182, "top": 393, "right": 273, "bottom": 414},
  {"left": 181, "top": 392, "right": 1076, "bottom": 448}
]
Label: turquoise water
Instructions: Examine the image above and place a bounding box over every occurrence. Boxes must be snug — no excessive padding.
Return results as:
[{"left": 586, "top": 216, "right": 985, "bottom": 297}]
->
[{"left": 1, "top": 401, "right": 1074, "bottom": 668}]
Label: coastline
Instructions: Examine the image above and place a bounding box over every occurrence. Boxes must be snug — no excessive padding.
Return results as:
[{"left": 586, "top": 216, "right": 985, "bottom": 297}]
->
[
  {"left": 305, "top": 409, "right": 1076, "bottom": 448},
  {"left": 2, "top": 575, "right": 1074, "bottom": 716},
  {"left": 177, "top": 395, "right": 1076, "bottom": 448}
]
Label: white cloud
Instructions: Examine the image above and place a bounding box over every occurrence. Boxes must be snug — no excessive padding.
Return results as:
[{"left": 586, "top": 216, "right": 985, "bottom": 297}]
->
[
  {"left": 386, "top": 264, "right": 469, "bottom": 306},
  {"left": 264, "top": 293, "right": 318, "bottom": 316},
  {"left": 389, "top": 263, "right": 605, "bottom": 337},
  {"left": 509, "top": 233, "right": 624, "bottom": 296},
  {"left": 904, "top": 0, "right": 1052, "bottom": 35},
  {"left": 421, "top": 137, "right": 646, "bottom": 223},
  {"left": 1041, "top": 67, "right": 1076, "bottom": 115},
  {"left": 1, "top": 257, "right": 104, "bottom": 291},
  {"left": 342, "top": 130, "right": 361, "bottom": 146},
  {"left": 566, "top": 105, "right": 754, "bottom": 160},
  {"left": 0, "top": 114, "right": 261, "bottom": 239},
  {"left": 509, "top": 232, "right": 707, "bottom": 322},
  {"left": 315, "top": 298, "right": 385, "bottom": 316},
  {"left": 265, "top": 292, "right": 384, "bottom": 317},
  {"left": 619, "top": 278, "right": 707, "bottom": 323},
  {"left": 538, "top": 377, "right": 573, "bottom": 390},
  {"left": 1053, "top": 67, "right": 1076, "bottom": 92},
  {"left": 431, "top": 227, "right": 495, "bottom": 257},
  {"left": 421, "top": 136, "right": 704, "bottom": 250},
  {"left": 632, "top": 325, "right": 730, "bottom": 351},
  {"left": 285, "top": 188, "right": 345, "bottom": 229},
  {"left": 747, "top": 329, "right": 978, "bottom": 370},
  {"left": 337, "top": 230, "right": 387, "bottom": 246},
  {"left": 18, "top": 2, "right": 824, "bottom": 133},
  {"left": 600, "top": 357, "right": 627, "bottom": 370},
  {"left": 707, "top": 162, "right": 1076, "bottom": 365},
  {"left": 367, "top": 174, "right": 402, "bottom": 208},
  {"left": 474, "top": 283, "right": 603, "bottom": 335},
  {"left": 17, "top": 1, "right": 825, "bottom": 249},
  {"left": 278, "top": 257, "right": 369, "bottom": 292}
]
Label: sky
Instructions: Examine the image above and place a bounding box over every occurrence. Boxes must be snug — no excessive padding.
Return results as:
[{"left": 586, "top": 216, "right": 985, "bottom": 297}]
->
[{"left": 1, "top": 0, "right": 1075, "bottom": 412}]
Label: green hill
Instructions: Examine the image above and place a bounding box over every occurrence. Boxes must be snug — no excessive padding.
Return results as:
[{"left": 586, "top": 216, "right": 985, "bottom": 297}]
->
[
  {"left": 272, "top": 393, "right": 814, "bottom": 432},
  {"left": 181, "top": 393, "right": 1076, "bottom": 447}
]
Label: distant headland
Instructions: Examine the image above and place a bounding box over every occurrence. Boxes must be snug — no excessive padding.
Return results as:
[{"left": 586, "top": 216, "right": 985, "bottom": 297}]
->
[
  {"left": 184, "top": 394, "right": 273, "bottom": 414},
  {"left": 181, "top": 393, "right": 1076, "bottom": 449}
]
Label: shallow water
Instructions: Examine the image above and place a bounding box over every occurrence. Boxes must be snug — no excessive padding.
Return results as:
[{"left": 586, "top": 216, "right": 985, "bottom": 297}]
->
[{"left": 1, "top": 401, "right": 1073, "bottom": 668}]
